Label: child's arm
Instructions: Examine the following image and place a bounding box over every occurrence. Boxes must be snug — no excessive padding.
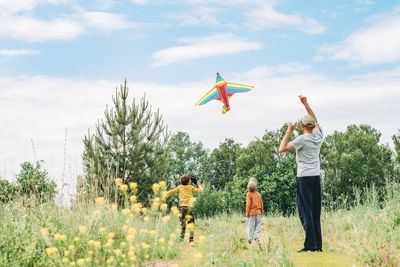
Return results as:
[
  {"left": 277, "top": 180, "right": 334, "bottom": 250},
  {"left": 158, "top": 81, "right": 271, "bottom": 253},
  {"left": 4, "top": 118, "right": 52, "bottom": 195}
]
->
[
  {"left": 162, "top": 186, "right": 179, "bottom": 201},
  {"left": 246, "top": 193, "right": 251, "bottom": 217},
  {"left": 192, "top": 181, "right": 203, "bottom": 194}
]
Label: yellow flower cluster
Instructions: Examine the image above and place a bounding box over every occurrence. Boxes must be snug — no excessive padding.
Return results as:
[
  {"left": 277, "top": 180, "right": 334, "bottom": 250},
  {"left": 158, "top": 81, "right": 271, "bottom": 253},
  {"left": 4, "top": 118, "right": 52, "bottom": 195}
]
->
[{"left": 54, "top": 233, "right": 67, "bottom": 241}]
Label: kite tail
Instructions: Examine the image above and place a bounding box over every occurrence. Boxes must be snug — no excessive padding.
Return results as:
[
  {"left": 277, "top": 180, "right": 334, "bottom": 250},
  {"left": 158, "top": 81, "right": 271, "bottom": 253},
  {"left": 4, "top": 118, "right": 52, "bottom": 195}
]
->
[{"left": 222, "top": 105, "right": 230, "bottom": 114}]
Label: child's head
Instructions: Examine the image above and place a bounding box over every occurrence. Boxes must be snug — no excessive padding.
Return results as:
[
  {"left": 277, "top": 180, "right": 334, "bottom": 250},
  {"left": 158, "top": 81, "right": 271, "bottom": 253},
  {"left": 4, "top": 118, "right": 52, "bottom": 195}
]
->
[
  {"left": 248, "top": 181, "right": 257, "bottom": 192},
  {"left": 180, "top": 174, "right": 191, "bottom": 185},
  {"left": 248, "top": 177, "right": 257, "bottom": 192},
  {"left": 249, "top": 177, "right": 257, "bottom": 185}
]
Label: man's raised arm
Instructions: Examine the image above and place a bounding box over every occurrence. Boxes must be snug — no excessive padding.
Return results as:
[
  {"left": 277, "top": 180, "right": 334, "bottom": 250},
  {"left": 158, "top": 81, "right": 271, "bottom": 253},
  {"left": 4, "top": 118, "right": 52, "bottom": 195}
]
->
[{"left": 299, "top": 95, "right": 319, "bottom": 130}]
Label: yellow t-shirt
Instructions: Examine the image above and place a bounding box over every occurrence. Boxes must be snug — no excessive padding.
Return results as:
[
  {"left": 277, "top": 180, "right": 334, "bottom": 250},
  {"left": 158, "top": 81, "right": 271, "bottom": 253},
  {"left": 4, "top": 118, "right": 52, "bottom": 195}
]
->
[{"left": 163, "top": 185, "right": 203, "bottom": 207}]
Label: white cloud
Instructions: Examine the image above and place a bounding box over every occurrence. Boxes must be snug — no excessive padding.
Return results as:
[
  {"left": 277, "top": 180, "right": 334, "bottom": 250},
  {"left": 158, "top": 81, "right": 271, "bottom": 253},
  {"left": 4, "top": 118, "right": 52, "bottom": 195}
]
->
[
  {"left": 317, "top": 12, "right": 400, "bottom": 64},
  {"left": 245, "top": 3, "right": 326, "bottom": 34},
  {"left": 130, "top": 0, "right": 150, "bottom": 5},
  {"left": 0, "top": 10, "right": 135, "bottom": 42},
  {"left": 0, "top": 0, "right": 66, "bottom": 14},
  {"left": 151, "top": 33, "right": 263, "bottom": 66},
  {"left": 171, "top": 6, "right": 220, "bottom": 26},
  {"left": 0, "top": 49, "right": 41, "bottom": 56},
  {"left": 0, "top": 15, "right": 84, "bottom": 41},
  {"left": 1, "top": 66, "right": 400, "bottom": 187},
  {"left": 82, "top": 12, "right": 134, "bottom": 32}
]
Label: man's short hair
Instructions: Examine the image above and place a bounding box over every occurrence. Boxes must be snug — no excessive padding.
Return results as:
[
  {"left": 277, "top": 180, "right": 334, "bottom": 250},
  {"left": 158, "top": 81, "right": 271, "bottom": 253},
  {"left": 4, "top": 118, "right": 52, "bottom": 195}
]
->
[
  {"left": 180, "top": 174, "right": 190, "bottom": 185},
  {"left": 248, "top": 181, "right": 257, "bottom": 192}
]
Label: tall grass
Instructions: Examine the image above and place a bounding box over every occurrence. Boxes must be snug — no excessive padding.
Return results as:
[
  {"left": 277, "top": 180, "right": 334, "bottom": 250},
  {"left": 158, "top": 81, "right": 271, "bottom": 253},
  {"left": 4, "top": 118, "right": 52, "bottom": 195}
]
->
[{"left": 0, "top": 182, "right": 399, "bottom": 266}]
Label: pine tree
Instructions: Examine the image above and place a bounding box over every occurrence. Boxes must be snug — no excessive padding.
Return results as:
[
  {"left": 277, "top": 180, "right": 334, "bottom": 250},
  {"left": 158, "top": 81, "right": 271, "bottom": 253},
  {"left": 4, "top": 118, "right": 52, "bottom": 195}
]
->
[{"left": 82, "top": 80, "right": 168, "bottom": 203}]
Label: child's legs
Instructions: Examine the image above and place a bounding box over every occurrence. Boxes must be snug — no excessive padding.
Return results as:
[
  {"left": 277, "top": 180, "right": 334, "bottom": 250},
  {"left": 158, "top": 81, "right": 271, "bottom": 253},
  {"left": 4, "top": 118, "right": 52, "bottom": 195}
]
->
[
  {"left": 247, "top": 216, "right": 256, "bottom": 240},
  {"left": 187, "top": 207, "right": 195, "bottom": 241},
  {"left": 179, "top": 206, "right": 188, "bottom": 239},
  {"left": 254, "top": 214, "right": 262, "bottom": 240}
]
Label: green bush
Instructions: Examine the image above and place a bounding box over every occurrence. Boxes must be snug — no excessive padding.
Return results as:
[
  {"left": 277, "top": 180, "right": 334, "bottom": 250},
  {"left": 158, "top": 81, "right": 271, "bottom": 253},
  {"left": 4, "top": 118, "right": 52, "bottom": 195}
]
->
[
  {"left": 16, "top": 161, "right": 57, "bottom": 202},
  {"left": 0, "top": 180, "right": 18, "bottom": 203}
]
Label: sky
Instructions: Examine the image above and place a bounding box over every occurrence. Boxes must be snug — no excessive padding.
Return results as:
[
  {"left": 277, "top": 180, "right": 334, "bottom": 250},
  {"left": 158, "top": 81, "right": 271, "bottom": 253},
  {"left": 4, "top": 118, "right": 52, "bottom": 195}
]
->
[{"left": 1, "top": 0, "right": 400, "bottom": 200}]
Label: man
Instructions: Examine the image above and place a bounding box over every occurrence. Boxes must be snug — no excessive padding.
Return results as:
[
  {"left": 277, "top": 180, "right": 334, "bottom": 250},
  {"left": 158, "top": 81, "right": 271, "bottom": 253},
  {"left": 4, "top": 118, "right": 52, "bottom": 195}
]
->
[{"left": 278, "top": 95, "right": 324, "bottom": 252}]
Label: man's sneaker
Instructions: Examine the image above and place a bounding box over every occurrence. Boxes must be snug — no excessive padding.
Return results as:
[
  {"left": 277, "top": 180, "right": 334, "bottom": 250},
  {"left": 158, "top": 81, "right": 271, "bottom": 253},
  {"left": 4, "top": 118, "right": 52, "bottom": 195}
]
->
[{"left": 297, "top": 248, "right": 312, "bottom": 253}]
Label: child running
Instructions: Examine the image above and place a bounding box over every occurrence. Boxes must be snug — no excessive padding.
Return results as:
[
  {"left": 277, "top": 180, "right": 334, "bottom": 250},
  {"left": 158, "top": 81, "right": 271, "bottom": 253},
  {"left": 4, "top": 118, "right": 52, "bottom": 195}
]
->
[
  {"left": 246, "top": 177, "right": 264, "bottom": 244},
  {"left": 163, "top": 174, "right": 203, "bottom": 243}
]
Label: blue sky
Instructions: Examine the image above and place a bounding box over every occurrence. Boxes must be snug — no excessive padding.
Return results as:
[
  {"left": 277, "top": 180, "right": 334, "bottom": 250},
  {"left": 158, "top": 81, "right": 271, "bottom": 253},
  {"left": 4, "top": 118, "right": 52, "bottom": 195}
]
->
[{"left": 1, "top": 0, "right": 400, "bottom": 198}]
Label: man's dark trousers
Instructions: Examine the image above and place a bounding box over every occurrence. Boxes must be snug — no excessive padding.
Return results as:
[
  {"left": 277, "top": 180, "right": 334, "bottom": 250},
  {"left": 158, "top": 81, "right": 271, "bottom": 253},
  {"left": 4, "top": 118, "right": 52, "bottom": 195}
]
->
[{"left": 296, "top": 176, "right": 322, "bottom": 250}]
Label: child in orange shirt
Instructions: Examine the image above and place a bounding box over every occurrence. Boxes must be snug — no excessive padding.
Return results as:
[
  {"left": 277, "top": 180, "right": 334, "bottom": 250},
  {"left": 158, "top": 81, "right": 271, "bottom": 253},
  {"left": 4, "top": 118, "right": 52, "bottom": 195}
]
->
[{"left": 246, "top": 177, "right": 263, "bottom": 244}]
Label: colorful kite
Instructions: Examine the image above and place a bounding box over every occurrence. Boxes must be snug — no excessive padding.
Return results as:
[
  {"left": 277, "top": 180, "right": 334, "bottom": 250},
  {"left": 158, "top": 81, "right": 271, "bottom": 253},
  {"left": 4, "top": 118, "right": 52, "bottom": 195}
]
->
[{"left": 195, "top": 73, "right": 254, "bottom": 114}]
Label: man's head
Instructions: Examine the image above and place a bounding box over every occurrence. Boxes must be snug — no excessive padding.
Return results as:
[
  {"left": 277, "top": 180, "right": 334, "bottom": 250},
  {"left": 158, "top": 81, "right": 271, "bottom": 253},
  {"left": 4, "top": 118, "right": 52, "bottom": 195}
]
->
[
  {"left": 180, "top": 174, "right": 191, "bottom": 185},
  {"left": 301, "top": 115, "right": 315, "bottom": 132}
]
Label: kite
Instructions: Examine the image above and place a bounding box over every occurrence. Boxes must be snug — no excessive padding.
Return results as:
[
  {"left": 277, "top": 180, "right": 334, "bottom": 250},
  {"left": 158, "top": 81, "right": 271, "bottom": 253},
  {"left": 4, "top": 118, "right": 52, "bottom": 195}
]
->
[{"left": 195, "top": 73, "right": 254, "bottom": 114}]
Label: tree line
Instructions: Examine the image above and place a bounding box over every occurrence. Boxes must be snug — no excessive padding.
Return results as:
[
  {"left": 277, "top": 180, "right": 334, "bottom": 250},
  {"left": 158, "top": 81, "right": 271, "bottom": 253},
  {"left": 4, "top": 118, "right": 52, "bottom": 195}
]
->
[{"left": 80, "top": 81, "right": 400, "bottom": 217}]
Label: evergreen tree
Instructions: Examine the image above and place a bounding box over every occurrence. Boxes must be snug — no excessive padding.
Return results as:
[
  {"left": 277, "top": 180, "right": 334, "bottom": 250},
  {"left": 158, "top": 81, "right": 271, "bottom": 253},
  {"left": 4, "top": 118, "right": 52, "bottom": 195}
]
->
[{"left": 82, "top": 80, "right": 168, "bottom": 203}]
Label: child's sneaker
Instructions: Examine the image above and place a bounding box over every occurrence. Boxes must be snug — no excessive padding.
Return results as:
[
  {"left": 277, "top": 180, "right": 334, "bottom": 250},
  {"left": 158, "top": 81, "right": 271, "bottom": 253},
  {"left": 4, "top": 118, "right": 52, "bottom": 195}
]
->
[
  {"left": 189, "top": 240, "right": 196, "bottom": 246},
  {"left": 248, "top": 240, "right": 252, "bottom": 244}
]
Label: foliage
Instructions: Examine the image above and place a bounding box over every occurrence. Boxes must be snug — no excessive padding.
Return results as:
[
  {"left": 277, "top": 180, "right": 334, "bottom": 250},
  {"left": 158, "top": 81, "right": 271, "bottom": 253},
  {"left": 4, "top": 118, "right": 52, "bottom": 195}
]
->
[
  {"left": 82, "top": 80, "right": 168, "bottom": 204},
  {"left": 165, "top": 131, "right": 210, "bottom": 187},
  {"left": 16, "top": 161, "right": 57, "bottom": 202},
  {"left": 208, "top": 138, "right": 241, "bottom": 190},
  {"left": 320, "top": 124, "right": 395, "bottom": 207},
  {"left": 231, "top": 125, "right": 298, "bottom": 215},
  {"left": 194, "top": 184, "right": 230, "bottom": 217},
  {"left": 0, "top": 179, "right": 19, "bottom": 203}
]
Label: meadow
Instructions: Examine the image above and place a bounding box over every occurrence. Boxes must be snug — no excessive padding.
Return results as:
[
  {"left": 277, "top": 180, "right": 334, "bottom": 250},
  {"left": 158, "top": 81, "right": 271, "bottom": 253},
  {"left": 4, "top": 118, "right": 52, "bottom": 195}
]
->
[{"left": 1, "top": 180, "right": 399, "bottom": 267}]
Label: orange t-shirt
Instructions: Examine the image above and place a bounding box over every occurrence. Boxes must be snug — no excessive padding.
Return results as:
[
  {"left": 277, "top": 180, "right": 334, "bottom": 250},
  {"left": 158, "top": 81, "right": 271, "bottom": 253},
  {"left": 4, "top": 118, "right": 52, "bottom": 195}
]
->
[{"left": 246, "top": 191, "right": 264, "bottom": 217}]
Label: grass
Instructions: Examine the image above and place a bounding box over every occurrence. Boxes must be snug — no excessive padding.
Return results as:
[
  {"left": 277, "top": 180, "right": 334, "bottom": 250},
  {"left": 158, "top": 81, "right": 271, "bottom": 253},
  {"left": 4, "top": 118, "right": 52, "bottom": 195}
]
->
[{"left": 0, "top": 182, "right": 399, "bottom": 266}]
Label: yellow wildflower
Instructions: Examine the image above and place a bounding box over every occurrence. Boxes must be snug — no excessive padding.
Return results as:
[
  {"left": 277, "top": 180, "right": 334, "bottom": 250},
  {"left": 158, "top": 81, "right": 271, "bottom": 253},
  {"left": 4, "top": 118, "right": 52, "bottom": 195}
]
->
[
  {"left": 68, "top": 245, "right": 75, "bottom": 250},
  {"left": 99, "top": 227, "right": 106, "bottom": 233},
  {"left": 129, "top": 182, "right": 138, "bottom": 190},
  {"left": 122, "top": 208, "right": 130, "bottom": 215},
  {"left": 114, "top": 178, "right": 122, "bottom": 185},
  {"left": 107, "top": 232, "right": 115, "bottom": 239},
  {"left": 160, "top": 203, "right": 168, "bottom": 212},
  {"left": 187, "top": 223, "right": 195, "bottom": 231},
  {"left": 143, "top": 216, "right": 149, "bottom": 222},
  {"left": 128, "top": 227, "right": 137, "bottom": 235},
  {"left": 170, "top": 233, "right": 177, "bottom": 239},
  {"left": 77, "top": 258, "right": 85, "bottom": 266},
  {"left": 74, "top": 237, "right": 80, "bottom": 242},
  {"left": 122, "top": 225, "right": 128, "bottom": 231},
  {"left": 64, "top": 251, "right": 70, "bottom": 256},
  {"left": 93, "top": 210, "right": 100, "bottom": 217},
  {"left": 126, "top": 234, "right": 135, "bottom": 242},
  {"left": 95, "top": 197, "right": 105, "bottom": 205},
  {"left": 159, "top": 181, "right": 166, "bottom": 189},
  {"left": 93, "top": 241, "right": 101, "bottom": 249},
  {"left": 129, "top": 195, "right": 137, "bottom": 202},
  {"left": 195, "top": 252, "right": 203, "bottom": 260},
  {"left": 88, "top": 250, "right": 93, "bottom": 255},
  {"left": 145, "top": 254, "right": 150, "bottom": 259},
  {"left": 168, "top": 240, "right": 173, "bottom": 246},
  {"left": 161, "top": 216, "right": 170, "bottom": 223},
  {"left": 113, "top": 249, "right": 122, "bottom": 256},
  {"left": 141, "top": 207, "right": 147, "bottom": 214},
  {"left": 70, "top": 261, "right": 76, "bottom": 266},
  {"left": 45, "top": 247, "right": 58, "bottom": 255},
  {"left": 78, "top": 225, "right": 87, "bottom": 234},
  {"left": 120, "top": 184, "right": 128, "bottom": 192},
  {"left": 62, "top": 258, "right": 69, "bottom": 263},
  {"left": 40, "top": 228, "right": 48, "bottom": 236},
  {"left": 106, "top": 256, "right": 115, "bottom": 264},
  {"left": 158, "top": 238, "right": 165, "bottom": 243},
  {"left": 120, "top": 242, "right": 126, "bottom": 247},
  {"left": 111, "top": 204, "right": 118, "bottom": 211},
  {"left": 85, "top": 257, "right": 91, "bottom": 263},
  {"left": 171, "top": 206, "right": 179, "bottom": 216},
  {"left": 149, "top": 230, "right": 156, "bottom": 236},
  {"left": 152, "top": 183, "right": 160, "bottom": 193}
]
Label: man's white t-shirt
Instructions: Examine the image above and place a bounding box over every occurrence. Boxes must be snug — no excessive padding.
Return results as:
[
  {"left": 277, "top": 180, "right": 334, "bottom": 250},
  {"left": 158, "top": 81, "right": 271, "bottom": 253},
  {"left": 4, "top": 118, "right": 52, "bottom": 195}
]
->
[{"left": 289, "top": 129, "right": 324, "bottom": 177}]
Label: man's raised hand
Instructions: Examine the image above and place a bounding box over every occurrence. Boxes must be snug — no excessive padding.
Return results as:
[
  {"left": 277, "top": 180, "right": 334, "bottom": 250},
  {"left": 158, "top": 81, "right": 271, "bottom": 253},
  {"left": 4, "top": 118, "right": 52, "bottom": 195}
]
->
[
  {"left": 287, "top": 122, "right": 297, "bottom": 133},
  {"left": 299, "top": 95, "right": 308, "bottom": 106}
]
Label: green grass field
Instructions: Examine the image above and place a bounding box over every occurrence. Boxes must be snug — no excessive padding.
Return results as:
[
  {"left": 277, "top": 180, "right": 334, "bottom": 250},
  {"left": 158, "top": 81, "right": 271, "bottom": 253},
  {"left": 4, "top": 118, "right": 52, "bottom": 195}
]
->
[{"left": 1, "top": 183, "right": 399, "bottom": 266}]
